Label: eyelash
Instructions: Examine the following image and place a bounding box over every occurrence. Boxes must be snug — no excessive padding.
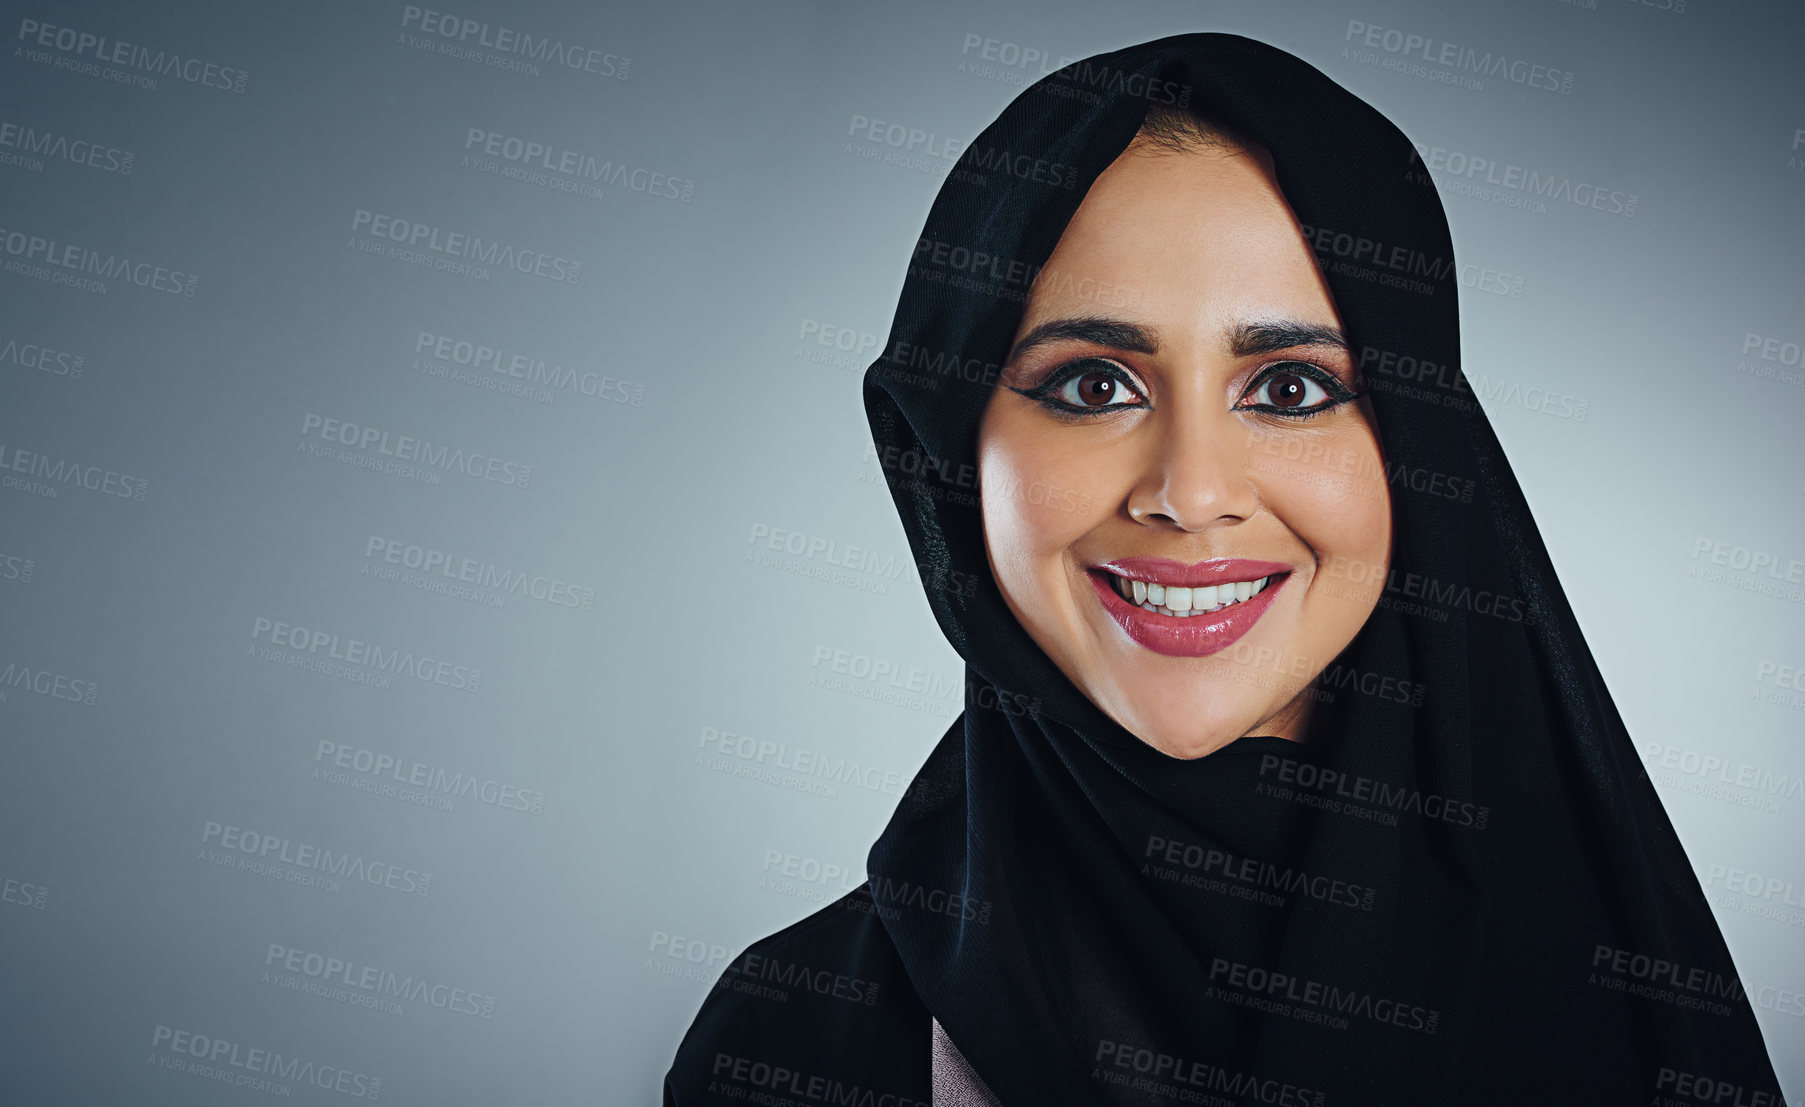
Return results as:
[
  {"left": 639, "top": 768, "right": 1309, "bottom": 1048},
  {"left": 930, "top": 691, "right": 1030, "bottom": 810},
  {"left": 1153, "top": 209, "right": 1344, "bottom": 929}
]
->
[
  {"left": 1009, "top": 357, "right": 1363, "bottom": 421},
  {"left": 1239, "top": 362, "right": 1362, "bottom": 420}
]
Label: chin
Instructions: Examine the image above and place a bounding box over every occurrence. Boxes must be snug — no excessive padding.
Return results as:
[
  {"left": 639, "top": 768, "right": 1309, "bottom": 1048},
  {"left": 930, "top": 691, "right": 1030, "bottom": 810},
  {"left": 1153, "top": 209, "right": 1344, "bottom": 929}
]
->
[{"left": 1084, "top": 669, "right": 1292, "bottom": 759}]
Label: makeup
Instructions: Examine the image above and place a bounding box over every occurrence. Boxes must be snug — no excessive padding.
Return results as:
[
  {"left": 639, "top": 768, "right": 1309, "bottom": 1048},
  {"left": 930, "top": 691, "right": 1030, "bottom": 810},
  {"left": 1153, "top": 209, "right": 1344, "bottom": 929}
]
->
[{"left": 1087, "top": 558, "right": 1291, "bottom": 657}]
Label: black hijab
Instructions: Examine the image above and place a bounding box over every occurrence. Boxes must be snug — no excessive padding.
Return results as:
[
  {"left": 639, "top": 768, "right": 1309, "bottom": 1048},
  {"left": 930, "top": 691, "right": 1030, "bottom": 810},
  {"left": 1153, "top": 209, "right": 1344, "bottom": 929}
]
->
[{"left": 856, "top": 31, "right": 1780, "bottom": 1106}]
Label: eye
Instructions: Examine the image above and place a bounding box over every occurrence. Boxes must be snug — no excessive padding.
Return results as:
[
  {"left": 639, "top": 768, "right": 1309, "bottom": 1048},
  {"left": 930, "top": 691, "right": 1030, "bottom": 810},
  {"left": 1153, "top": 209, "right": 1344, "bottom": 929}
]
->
[
  {"left": 1054, "top": 364, "right": 1141, "bottom": 409},
  {"left": 1236, "top": 362, "right": 1358, "bottom": 418},
  {"left": 1012, "top": 357, "right": 1148, "bottom": 416}
]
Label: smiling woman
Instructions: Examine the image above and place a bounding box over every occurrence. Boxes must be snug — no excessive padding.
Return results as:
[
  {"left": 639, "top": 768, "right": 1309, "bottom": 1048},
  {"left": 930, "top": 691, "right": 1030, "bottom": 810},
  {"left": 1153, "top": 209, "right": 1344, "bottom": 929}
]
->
[
  {"left": 980, "top": 122, "right": 1392, "bottom": 759},
  {"left": 666, "top": 33, "right": 1781, "bottom": 1107}
]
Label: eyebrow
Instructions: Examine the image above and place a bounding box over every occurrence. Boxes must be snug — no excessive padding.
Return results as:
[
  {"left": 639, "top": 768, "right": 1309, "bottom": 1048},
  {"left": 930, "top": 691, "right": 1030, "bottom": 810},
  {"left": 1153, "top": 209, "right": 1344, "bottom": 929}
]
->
[
  {"left": 1228, "top": 320, "right": 1349, "bottom": 357},
  {"left": 1007, "top": 317, "right": 1159, "bottom": 364},
  {"left": 1006, "top": 315, "right": 1348, "bottom": 364}
]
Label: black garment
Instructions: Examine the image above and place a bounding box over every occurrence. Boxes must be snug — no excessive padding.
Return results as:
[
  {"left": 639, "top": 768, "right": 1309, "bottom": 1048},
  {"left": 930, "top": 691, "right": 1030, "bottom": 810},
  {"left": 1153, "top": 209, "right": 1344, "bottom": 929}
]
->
[
  {"left": 667, "top": 32, "right": 1780, "bottom": 1106},
  {"left": 665, "top": 885, "right": 934, "bottom": 1105}
]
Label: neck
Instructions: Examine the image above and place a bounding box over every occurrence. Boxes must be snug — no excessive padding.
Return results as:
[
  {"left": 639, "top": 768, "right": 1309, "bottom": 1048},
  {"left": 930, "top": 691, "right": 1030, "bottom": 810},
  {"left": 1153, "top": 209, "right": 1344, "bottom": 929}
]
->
[{"left": 1242, "top": 687, "right": 1316, "bottom": 746}]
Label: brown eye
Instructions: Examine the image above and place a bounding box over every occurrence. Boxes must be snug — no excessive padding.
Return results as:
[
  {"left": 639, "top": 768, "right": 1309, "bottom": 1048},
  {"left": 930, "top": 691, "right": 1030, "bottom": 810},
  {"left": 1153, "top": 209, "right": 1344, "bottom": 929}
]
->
[
  {"left": 1266, "top": 371, "right": 1308, "bottom": 408},
  {"left": 1239, "top": 365, "right": 1337, "bottom": 415},
  {"left": 1023, "top": 358, "right": 1147, "bottom": 414},
  {"left": 1075, "top": 372, "right": 1117, "bottom": 406},
  {"left": 1046, "top": 361, "right": 1144, "bottom": 410}
]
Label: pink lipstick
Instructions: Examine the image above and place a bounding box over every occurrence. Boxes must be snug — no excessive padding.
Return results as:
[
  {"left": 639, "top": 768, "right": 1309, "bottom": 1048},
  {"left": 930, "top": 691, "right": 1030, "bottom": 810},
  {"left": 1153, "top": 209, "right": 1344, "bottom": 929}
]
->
[{"left": 1088, "top": 558, "right": 1291, "bottom": 658}]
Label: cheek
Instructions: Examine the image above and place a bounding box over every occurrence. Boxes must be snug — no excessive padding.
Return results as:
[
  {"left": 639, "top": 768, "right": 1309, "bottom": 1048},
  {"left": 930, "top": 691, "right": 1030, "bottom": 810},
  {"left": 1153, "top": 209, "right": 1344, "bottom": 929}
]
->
[
  {"left": 978, "top": 421, "right": 1113, "bottom": 583},
  {"left": 982, "top": 459, "right": 1080, "bottom": 579},
  {"left": 1256, "top": 429, "right": 1392, "bottom": 583}
]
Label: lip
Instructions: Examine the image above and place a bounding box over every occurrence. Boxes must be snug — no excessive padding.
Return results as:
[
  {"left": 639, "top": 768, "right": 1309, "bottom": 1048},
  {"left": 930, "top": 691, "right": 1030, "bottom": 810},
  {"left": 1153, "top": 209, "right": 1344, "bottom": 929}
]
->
[
  {"left": 1094, "top": 557, "right": 1293, "bottom": 588},
  {"left": 1086, "top": 561, "right": 1291, "bottom": 658}
]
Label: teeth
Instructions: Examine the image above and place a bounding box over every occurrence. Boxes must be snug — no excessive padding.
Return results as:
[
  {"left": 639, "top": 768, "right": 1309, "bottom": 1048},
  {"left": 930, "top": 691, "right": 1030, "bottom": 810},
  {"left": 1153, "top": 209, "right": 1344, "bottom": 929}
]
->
[{"left": 1108, "top": 573, "right": 1272, "bottom": 617}]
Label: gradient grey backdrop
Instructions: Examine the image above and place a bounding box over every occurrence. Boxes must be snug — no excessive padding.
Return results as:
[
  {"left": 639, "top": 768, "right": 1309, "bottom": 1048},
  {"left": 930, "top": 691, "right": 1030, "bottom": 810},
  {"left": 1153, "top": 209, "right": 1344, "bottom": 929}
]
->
[{"left": 2, "top": 0, "right": 1802, "bottom": 1102}]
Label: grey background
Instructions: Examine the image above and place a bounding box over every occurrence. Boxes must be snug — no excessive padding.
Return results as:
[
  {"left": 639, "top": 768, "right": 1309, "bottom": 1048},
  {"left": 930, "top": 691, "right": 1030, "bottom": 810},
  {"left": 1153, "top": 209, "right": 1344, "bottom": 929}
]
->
[{"left": 1, "top": 0, "right": 1801, "bottom": 1102}]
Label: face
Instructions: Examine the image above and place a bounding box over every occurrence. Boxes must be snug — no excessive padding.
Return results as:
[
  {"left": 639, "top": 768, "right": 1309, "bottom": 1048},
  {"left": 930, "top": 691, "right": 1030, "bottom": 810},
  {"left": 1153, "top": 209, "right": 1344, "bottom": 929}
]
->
[{"left": 977, "top": 139, "right": 1393, "bottom": 759}]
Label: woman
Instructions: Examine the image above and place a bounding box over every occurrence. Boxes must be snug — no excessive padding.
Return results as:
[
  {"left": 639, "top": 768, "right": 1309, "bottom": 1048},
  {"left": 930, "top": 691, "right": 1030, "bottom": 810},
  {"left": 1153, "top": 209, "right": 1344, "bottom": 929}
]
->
[{"left": 665, "top": 33, "right": 1781, "bottom": 1105}]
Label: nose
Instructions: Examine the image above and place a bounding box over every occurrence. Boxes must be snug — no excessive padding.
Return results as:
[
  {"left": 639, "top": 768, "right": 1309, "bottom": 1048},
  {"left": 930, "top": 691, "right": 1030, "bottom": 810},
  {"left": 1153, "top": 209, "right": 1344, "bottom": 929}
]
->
[{"left": 1125, "top": 407, "right": 1260, "bottom": 531}]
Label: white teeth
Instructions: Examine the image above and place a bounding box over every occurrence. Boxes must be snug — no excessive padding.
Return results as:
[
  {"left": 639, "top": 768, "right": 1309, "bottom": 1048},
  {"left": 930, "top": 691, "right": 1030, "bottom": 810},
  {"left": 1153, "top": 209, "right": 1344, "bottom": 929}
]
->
[{"left": 1108, "top": 573, "right": 1274, "bottom": 617}]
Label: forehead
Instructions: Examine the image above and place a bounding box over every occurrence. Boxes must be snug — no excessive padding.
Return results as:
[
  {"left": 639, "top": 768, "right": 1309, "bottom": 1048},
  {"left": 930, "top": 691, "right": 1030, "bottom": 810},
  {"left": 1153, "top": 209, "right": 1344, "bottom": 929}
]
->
[{"left": 1017, "top": 145, "right": 1337, "bottom": 337}]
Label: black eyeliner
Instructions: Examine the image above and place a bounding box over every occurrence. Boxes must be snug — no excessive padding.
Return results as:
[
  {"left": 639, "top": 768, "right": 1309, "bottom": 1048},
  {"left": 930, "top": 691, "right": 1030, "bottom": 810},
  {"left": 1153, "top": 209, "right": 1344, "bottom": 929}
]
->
[
  {"left": 1010, "top": 357, "right": 1149, "bottom": 418},
  {"left": 1237, "top": 359, "right": 1363, "bottom": 417}
]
